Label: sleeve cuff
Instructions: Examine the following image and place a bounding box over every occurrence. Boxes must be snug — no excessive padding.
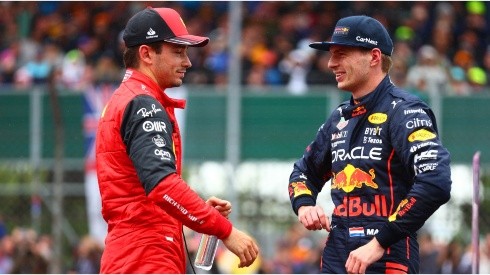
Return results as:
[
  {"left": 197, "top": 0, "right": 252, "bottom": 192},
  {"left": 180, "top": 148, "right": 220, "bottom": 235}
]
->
[
  {"left": 375, "top": 223, "right": 405, "bottom": 248},
  {"left": 213, "top": 214, "right": 233, "bottom": 240},
  {"left": 292, "top": 195, "right": 316, "bottom": 215}
]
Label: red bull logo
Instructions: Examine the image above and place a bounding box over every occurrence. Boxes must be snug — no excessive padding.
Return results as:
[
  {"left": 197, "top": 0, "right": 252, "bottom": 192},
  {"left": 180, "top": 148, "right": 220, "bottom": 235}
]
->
[
  {"left": 388, "top": 197, "right": 417, "bottom": 221},
  {"left": 352, "top": 105, "right": 367, "bottom": 117},
  {"left": 334, "top": 195, "right": 388, "bottom": 217},
  {"left": 331, "top": 164, "right": 378, "bottom": 193},
  {"left": 289, "top": 181, "right": 312, "bottom": 198}
]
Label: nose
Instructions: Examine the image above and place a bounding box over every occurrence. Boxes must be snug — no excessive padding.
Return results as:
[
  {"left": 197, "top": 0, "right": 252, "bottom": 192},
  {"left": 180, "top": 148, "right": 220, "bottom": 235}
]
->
[
  {"left": 327, "top": 56, "right": 337, "bottom": 70},
  {"left": 183, "top": 55, "right": 192, "bottom": 68}
]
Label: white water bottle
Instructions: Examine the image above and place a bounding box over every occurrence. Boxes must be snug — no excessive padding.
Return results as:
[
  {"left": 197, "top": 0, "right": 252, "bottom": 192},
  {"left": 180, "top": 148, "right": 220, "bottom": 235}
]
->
[{"left": 194, "top": 234, "right": 219, "bottom": 270}]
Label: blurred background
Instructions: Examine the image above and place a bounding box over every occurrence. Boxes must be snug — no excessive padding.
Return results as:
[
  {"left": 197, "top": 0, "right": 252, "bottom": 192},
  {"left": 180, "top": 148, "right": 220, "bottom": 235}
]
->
[{"left": 0, "top": 1, "right": 490, "bottom": 274}]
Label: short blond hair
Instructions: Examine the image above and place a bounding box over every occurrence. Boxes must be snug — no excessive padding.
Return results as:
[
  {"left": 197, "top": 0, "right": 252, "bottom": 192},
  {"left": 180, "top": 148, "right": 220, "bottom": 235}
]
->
[{"left": 381, "top": 54, "right": 393, "bottom": 73}]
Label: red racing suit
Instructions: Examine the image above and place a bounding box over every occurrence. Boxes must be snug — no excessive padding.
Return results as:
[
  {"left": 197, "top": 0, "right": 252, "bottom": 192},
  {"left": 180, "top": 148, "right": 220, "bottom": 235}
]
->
[
  {"left": 288, "top": 76, "right": 451, "bottom": 273},
  {"left": 96, "top": 69, "right": 232, "bottom": 273}
]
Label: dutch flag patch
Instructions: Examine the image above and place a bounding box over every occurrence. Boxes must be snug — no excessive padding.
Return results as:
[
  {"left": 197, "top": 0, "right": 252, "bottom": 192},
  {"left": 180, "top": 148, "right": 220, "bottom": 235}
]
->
[{"left": 349, "top": 227, "right": 365, "bottom": 237}]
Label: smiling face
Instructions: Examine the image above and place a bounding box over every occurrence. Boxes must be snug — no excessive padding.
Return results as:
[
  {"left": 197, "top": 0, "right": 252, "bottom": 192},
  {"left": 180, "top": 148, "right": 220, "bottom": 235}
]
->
[
  {"left": 152, "top": 43, "right": 192, "bottom": 89},
  {"left": 138, "top": 42, "right": 192, "bottom": 89},
  {"left": 327, "top": 45, "right": 378, "bottom": 98}
]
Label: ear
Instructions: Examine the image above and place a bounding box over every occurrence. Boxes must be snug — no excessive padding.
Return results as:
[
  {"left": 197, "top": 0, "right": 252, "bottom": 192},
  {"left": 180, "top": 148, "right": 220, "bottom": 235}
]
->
[
  {"left": 370, "top": 48, "right": 382, "bottom": 67},
  {"left": 138, "top": 45, "right": 153, "bottom": 66}
]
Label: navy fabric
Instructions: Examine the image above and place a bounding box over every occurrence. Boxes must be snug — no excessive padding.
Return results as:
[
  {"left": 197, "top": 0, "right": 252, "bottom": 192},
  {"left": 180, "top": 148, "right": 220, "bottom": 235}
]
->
[{"left": 309, "top": 15, "right": 393, "bottom": 56}]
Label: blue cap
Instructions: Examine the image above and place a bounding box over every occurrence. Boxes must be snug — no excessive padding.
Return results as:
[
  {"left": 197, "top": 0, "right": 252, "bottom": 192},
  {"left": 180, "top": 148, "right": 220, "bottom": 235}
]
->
[{"left": 309, "top": 15, "right": 394, "bottom": 56}]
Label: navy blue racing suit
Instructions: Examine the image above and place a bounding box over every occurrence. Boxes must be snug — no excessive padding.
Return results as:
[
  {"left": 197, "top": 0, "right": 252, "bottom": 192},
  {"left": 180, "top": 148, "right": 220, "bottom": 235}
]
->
[{"left": 288, "top": 76, "right": 452, "bottom": 274}]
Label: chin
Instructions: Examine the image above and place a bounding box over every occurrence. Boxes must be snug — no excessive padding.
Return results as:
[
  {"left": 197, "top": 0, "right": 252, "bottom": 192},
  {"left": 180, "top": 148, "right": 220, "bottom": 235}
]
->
[
  {"left": 337, "top": 82, "right": 352, "bottom": 92},
  {"left": 337, "top": 82, "right": 346, "bottom": 90}
]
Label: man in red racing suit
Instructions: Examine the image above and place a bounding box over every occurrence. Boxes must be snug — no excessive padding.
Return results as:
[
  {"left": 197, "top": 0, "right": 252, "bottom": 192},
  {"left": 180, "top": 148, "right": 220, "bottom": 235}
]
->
[
  {"left": 288, "top": 15, "right": 451, "bottom": 274},
  {"left": 96, "top": 7, "right": 258, "bottom": 273}
]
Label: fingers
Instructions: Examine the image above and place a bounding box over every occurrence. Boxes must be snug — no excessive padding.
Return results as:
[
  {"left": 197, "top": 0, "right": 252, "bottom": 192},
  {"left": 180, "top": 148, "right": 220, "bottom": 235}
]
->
[
  {"left": 345, "top": 239, "right": 384, "bottom": 274},
  {"left": 216, "top": 207, "right": 231, "bottom": 218},
  {"left": 319, "top": 212, "right": 331, "bottom": 231},
  {"left": 238, "top": 243, "right": 257, "bottom": 268},
  {"left": 298, "top": 205, "right": 329, "bottom": 231},
  {"left": 223, "top": 228, "right": 260, "bottom": 269},
  {"left": 206, "top": 196, "right": 231, "bottom": 208},
  {"left": 206, "top": 196, "right": 232, "bottom": 217},
  {"left": 239, "top": 239, "right": 259, "bottom": 268},
  {"left": 205, "top": 196, "right": 215, "bottom": 206},
  {"left": 346, "top": 254, "right": 367, "bottom": 274},
  {"left": 215, "top": 201, "right": 231, "bottom": 211}
]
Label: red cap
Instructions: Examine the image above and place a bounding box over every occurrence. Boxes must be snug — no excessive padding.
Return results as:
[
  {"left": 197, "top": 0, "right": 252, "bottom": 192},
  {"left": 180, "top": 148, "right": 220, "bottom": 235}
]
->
[{"left": 123, "top": 7, "right": 209, "bottom": 47}]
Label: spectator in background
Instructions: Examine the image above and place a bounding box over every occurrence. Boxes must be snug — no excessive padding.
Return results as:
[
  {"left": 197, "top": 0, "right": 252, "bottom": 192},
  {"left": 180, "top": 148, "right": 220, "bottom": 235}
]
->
[
  {"left": 92, "top": 53, "right": 123, "bottom": 85},
  {"left": 259, "top": 223, "right": 321, "bottom": 274},
  {"left": 406, "top": 45, "right": 451, "bottom": 96},
  {"left": 481, "top": 233, "right": 490, "bottom": 274},
  {"left": 390, "top": 40, "right": 415, "bottom": 87},
  {"left": 261, "top": 239, "right": 294, "bottom": 274},
  {"left": 453, "top": 48, "right": 475, "bottom": 72},
  {"left": 458, "top": 243, "right": 473, "bottom": 274},
  {"left": 16, "top": 47, "right": 52, "bottom": 85},
  {"left": 306, "top": 51, "right": 336, "bottom": 86},
  {"left": 0, "top": 216, "right": 6, "bottom": 240},
  {"left": 467, "top": 66, "right": 488, "bottom": 92},
  {"left": 10, "top": 227, "right": 48, "bottom": 274},
  {"left": 0, "top": 43, "right": 19, "bottom": 85},
  {"left": 204, "top": 27, "right": 229, "bottom": 87},
  {"left": 0, "top": 235, "right": 13, "bottom": 274},
  {"left": 449, "top": 66, "right": 471, "bottom": 95},
  {"left": 418, "top": 232, "right": 441, "bottom": 274},
  {"left": 69, "top": 235, "right": 103, "bottom": 274},
  {"left": 483, "top": 47, "right": 490, "bottom": 88},
  {"left": 59, "top": 49, "right": 89, "bottom": 91},
  {"left": 431, "top": 2, "right": 456, "bottom": 67},
  {"left": 0, "top": 1, "right": 489, "bottom": 92},
  {"left": 439, "top": 238, "right": 470, "bottom": 274},
  {"left": 279, "top": 44, "right": 315, "bottom": 95}
]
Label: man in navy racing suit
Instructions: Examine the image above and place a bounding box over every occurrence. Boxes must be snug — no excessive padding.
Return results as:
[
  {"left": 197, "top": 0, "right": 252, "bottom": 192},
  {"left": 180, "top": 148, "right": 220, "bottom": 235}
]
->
[{"left": 288, "top": 15, "right": 452, "bottom": 274}]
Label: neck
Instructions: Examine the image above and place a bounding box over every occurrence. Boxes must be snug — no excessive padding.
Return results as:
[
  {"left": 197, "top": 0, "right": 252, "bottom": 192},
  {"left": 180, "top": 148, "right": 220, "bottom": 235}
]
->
[{"left": 352, "top": 73, "right": 387, "bottom": 100}]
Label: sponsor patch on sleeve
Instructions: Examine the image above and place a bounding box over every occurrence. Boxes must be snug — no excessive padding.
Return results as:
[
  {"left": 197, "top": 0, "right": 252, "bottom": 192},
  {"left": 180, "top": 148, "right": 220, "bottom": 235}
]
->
[
  {"left": 407, "top": 129, "right": 436, "bottom": 142},
  {"left": 289, "top": 181, "right": 312, "bottom": 198}
]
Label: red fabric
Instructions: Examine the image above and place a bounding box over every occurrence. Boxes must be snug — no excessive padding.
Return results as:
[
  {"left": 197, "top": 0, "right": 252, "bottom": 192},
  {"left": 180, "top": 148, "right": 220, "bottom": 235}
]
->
[
  {"left": 96, "top": 69, "right": 231, "bottom": 273},
  {"left": 385, "top": 262, "right": 408, "bottom": 274},
  {"left": 148, "top": 173, "right": 232, "bottom": 239}
]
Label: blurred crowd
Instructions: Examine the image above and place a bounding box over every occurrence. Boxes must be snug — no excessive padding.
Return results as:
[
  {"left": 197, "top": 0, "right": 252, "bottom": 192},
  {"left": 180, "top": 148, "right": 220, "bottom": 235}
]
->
[
  {"left": 1, "top": 1, "right": 490, "bottom": 95},
  {"left": 1, "top": 220, "right": 490, "bottom": 274},
  {"left": 0, "top": 226, "right": 103, "bottom": 274}
]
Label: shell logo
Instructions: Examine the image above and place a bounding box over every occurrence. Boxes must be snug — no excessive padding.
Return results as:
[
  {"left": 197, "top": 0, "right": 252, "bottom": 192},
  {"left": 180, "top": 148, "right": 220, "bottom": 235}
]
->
[
  {"left": 368, "top": 113, "right": 387, "bottom": 124},
  {"left": 408, "top": 129, "right": 436, "bottom": 142}
]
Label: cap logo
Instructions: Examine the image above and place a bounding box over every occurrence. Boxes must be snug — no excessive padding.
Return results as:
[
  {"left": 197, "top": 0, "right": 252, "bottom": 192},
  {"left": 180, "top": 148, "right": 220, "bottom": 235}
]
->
[
  {"left": 356, "top": 36, "right": 378, "bottom": 46},
  {"left": 333, "top": 26, "right": 349, "bottom": 36},
  {"left": 146, "top": 28, "right": 158, "bottom": 39}
]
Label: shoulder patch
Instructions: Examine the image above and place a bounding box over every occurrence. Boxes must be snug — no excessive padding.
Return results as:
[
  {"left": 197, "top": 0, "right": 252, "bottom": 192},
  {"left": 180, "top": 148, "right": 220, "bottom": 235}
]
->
[{"left": 408, "top": 129, "right": 436, "bottom": 142}]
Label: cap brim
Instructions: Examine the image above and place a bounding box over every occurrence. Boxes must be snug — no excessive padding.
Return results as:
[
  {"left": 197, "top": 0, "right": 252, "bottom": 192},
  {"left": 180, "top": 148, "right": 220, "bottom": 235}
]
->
[
  {"left": 309, "top": 42, "right": 332, "bottom": 51},
  {"left": 309, "top": 41, "right": 380, "bottom": 53},
  {"left": 164, "top": 34, "right": 209, "bottom": 47}
]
